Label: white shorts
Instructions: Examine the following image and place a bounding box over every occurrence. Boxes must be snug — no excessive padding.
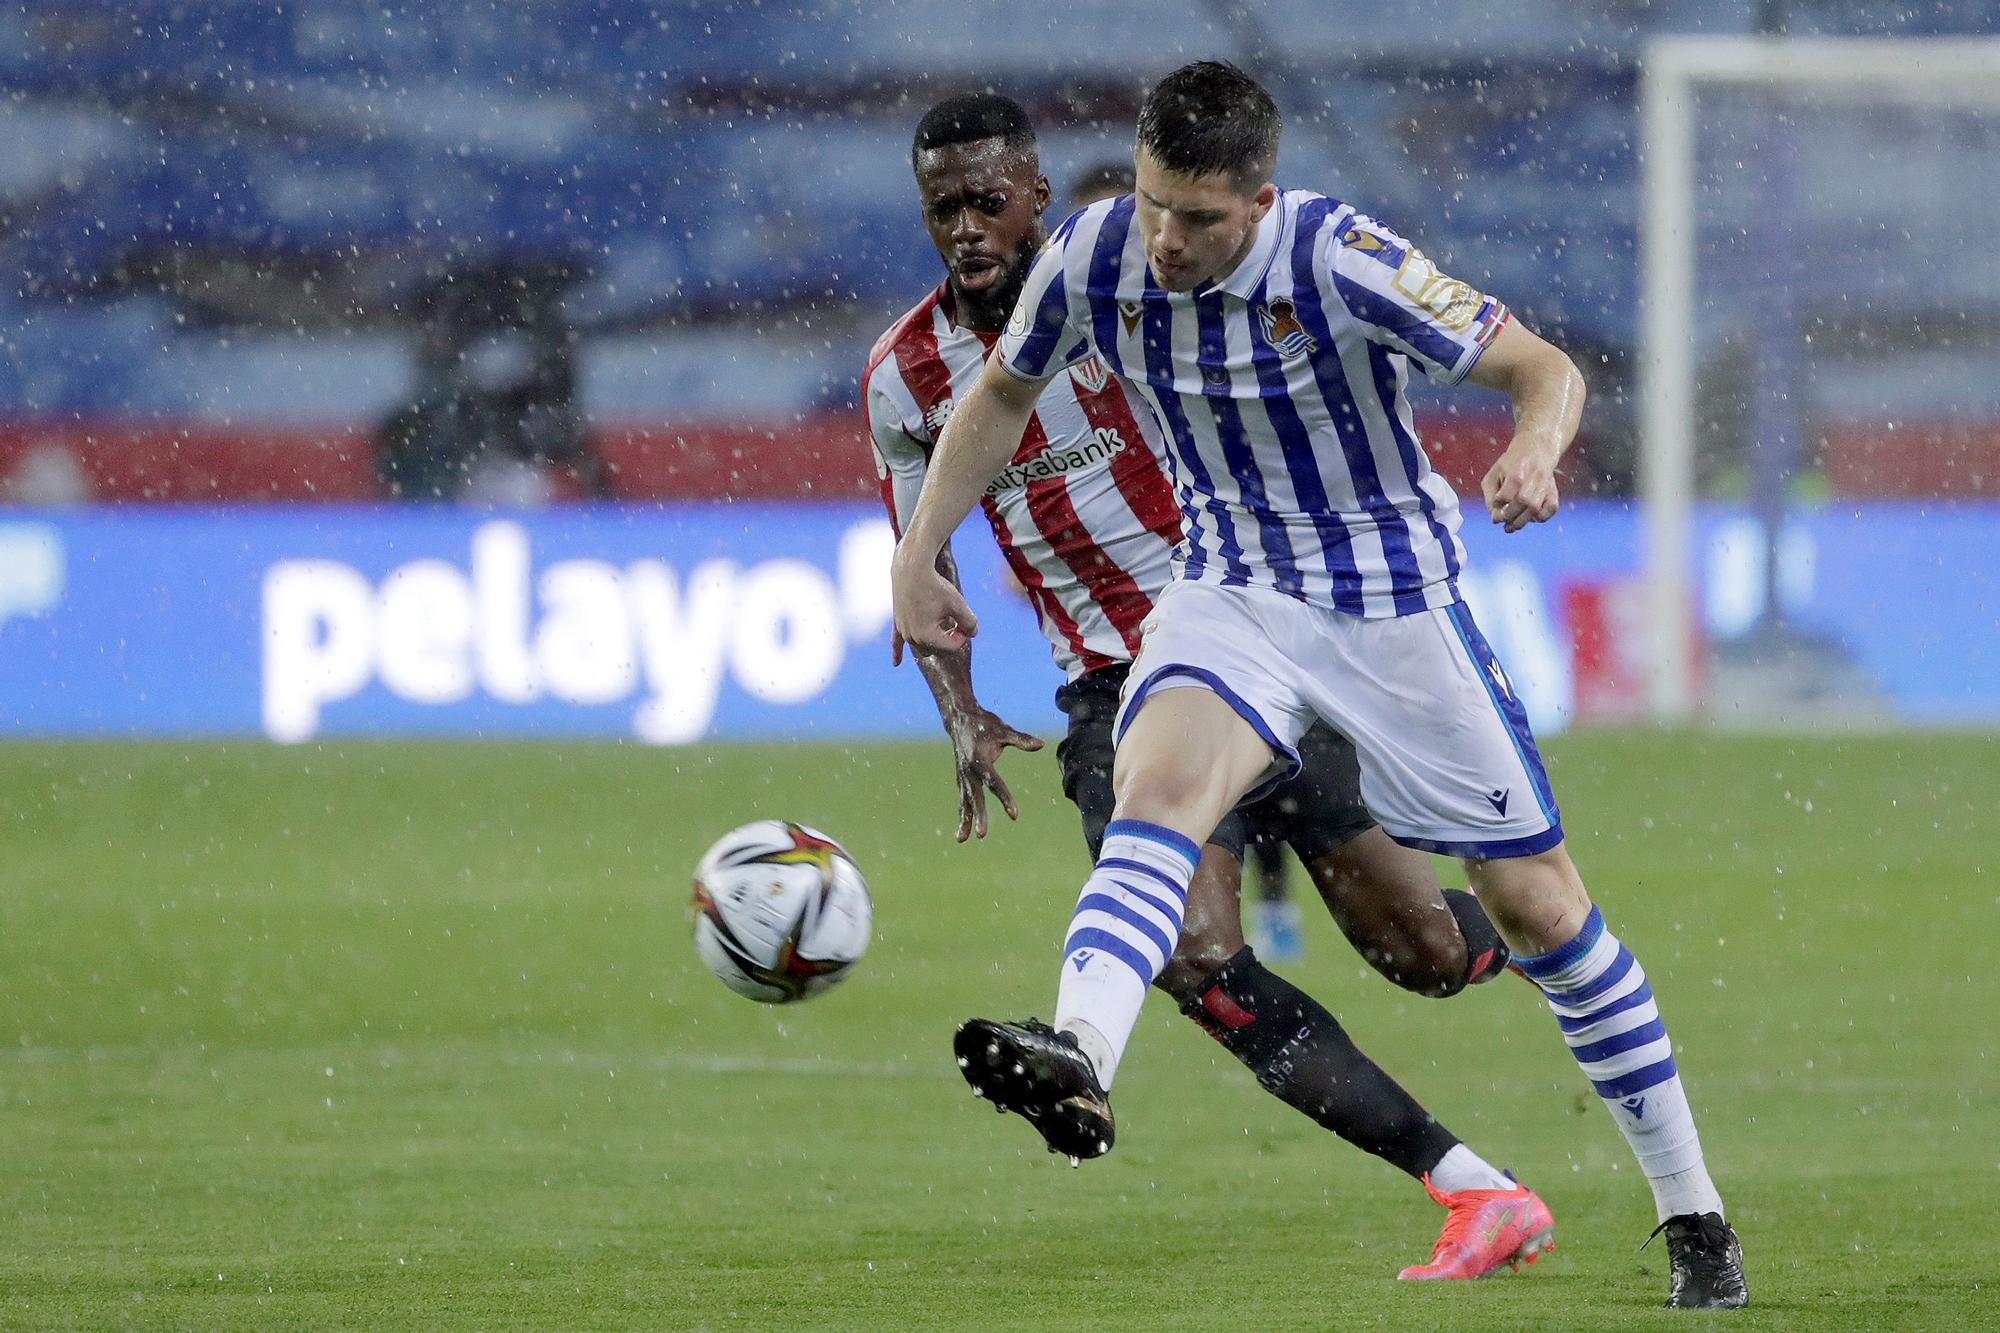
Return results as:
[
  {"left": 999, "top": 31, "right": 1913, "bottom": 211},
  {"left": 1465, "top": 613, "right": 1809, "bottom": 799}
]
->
[{"left": 1114, "top": 579, "right": 1563, "bottom": 858}]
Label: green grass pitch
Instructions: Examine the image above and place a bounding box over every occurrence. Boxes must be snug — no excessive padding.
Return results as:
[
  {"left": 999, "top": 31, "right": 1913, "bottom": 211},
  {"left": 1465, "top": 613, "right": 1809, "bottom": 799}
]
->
[{"left": 2, "top": 732, "right": 1995, "bottom": 1329}]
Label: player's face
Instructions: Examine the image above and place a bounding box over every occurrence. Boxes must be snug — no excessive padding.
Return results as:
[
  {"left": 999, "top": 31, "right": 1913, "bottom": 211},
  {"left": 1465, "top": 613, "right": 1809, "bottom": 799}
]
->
[
  {"left": 1134, "top": 146, "right": 1277, "bottom": 293},
  {"left": 913, "top": 141, "right": 1051, "bottom": 326}
]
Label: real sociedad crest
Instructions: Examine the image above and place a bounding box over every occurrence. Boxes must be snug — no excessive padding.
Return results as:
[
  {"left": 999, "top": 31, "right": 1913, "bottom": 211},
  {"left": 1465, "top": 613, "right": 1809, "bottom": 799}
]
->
[
  {"left": 1069, "top": 356, "right": 1111, "bottom": 395},
  {"left": 1257, "top": 297, "right": 1317, "bottom": 359}
]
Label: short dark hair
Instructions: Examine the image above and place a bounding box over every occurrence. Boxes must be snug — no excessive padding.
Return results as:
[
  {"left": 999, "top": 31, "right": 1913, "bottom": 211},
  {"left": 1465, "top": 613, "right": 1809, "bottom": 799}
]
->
[
  {"left": 1136, "top": 61, "right": 1280, "bottom": 189},
  {"left": 912, "top": 93, "right": 1037, "bottom": 170}
]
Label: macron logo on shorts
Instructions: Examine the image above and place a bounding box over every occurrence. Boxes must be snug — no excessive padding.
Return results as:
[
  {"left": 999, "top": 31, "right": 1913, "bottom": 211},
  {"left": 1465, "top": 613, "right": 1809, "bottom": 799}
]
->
[{"left": 1486, "top": 788, "right": 1510, "bottom": 816}]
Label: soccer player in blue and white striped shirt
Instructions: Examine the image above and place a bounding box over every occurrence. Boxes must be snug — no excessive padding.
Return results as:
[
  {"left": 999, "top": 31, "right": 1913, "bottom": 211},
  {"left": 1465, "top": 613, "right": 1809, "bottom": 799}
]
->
[{"left": 893, "top": 61, "right": 1745, "bottom": 1308}]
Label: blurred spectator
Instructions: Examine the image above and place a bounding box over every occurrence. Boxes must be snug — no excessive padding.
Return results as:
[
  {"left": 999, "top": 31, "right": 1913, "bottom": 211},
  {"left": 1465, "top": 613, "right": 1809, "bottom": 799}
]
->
[
  {"left": 377, "top": 260, "right": 602, "bottom": 503},
  {"left": 1248, "top": 834, "right": 1304, "bottom": 963},
  {"left": 1, "top": 441, "right": 92, "bottom": 505}
]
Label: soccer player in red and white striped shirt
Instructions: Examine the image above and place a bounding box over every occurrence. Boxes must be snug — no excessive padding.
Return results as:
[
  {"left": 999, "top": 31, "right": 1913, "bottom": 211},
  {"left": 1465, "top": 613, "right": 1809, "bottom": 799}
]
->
[{"left": 866, "top": 93, "right": 1556, "bottom": 1282}]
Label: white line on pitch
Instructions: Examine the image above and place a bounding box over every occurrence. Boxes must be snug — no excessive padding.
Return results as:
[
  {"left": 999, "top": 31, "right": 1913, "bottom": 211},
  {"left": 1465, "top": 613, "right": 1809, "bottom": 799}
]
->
[{"left": 503, "top": 1050, "right": 935, "bottom": 1079}]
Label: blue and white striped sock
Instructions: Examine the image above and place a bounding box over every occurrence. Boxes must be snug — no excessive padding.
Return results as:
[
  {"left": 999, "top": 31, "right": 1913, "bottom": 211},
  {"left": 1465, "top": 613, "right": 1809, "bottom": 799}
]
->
[
  {"left": 1053, "top": 818, "right": 1198, "bottom": 1090},
  {"left": 1516, "top": 907, "right": 1725, "bottom": 1222}
]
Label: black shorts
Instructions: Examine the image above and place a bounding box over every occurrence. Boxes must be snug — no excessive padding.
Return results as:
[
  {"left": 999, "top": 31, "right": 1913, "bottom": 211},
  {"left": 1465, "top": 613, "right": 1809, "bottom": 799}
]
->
[{"left": 1054, "top": 663, "right": 1375, "bottom": 865}]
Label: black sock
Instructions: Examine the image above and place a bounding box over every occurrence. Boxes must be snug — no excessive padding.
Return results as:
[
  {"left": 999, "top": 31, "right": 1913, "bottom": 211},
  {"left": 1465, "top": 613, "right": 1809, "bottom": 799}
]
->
[
  {"left": 1443, "top": 888, "right": 1510, "bottom": 987},
  {"left": 1180, "top": 947, "right": 1458, "bottom": 1180}
]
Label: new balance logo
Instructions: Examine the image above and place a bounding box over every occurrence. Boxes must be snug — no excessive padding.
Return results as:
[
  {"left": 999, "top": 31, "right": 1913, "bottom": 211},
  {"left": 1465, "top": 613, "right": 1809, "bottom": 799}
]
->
[
  {"left": 1486, "top": 788, "right": 1510, "bottom": 816},
  {"left": 1070, "top": 950, "right": 1094, "bottom": 972},
  {"left": 1621, "top": 1095, "right": 1647, "bottom": 1119},
  {"left": 923, "top": 398, "right": 954, "bottom": 438},
  {"left": 1256, "top": 297, "right": 1318, "bottom": 359}
]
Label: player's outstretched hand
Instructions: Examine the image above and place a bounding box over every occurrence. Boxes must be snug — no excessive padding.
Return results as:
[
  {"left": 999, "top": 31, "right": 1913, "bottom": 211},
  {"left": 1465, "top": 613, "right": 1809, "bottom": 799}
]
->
[
  {"left": 892, "top": 551, "right": 980, "bottom": 652},
  {"left": 1482, "top": 445, "right": 1561, "bottom": 533},
  {"left": 949, "top": 708, "right": 1044, "bottom": 842}
]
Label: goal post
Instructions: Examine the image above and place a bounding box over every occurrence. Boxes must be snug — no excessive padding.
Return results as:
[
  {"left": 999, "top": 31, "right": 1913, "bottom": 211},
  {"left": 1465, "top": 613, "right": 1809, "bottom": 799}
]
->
[{"left": 1638, "top": 35, "right": 2000, "bottom": 720}]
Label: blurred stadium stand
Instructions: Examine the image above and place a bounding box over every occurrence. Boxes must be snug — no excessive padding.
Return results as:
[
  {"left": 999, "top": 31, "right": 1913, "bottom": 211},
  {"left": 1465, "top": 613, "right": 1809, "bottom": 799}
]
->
[{"left": 0, "top": 0, "right": 1995, "bottom": 503}]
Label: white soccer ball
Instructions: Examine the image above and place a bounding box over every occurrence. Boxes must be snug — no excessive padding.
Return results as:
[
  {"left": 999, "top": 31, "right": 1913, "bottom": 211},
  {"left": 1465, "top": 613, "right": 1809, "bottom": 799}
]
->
[{"left": 690, "top": 820, "right": 872, "bottom": 1003}]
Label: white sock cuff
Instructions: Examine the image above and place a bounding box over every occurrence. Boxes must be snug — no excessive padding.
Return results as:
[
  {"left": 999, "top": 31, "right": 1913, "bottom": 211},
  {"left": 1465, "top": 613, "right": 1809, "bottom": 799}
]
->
[
  {"left": 1428, "top": 1143, "right": 1515, "bottom": 1194},
  {"left": 1099, "top": 819, "right": 1199, "bottom": 880}
]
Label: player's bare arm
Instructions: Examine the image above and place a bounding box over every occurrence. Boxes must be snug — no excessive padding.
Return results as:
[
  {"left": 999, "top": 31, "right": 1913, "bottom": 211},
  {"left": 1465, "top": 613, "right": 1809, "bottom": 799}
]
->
[
  {"left": 1464, "top": 319, "right": 1586, "bottom": 533},
  {"left": 908, "top": 636, "right": 1044, "bottom": 842},
  {"left": 889, "top": 357, "right": 1044, "bottom": 652},
  {"left": 890, "top": 547, "right": 1043, "bottom": 841}
]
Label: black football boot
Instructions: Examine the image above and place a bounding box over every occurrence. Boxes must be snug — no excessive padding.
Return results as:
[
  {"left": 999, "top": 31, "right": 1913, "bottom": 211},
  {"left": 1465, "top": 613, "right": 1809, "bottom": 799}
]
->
[
  {"left": 1651, "top": 1212, "right": 1749, "bottom": 1309},
  {"left": 953, "top": 1018, "right": 1114, "bottom": 1163}
]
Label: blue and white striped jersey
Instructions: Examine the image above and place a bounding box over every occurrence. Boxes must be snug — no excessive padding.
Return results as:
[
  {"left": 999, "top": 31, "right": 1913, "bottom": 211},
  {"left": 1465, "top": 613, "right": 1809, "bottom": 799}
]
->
[{"left": 995, "top": 189, "right": 1510, "bottom": 618}]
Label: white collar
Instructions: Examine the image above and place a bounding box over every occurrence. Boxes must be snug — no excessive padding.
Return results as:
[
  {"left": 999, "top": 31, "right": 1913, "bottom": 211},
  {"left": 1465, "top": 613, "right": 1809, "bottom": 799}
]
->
[{"left": 1205, "top": 191, "right": 1287, "bottom": 300}]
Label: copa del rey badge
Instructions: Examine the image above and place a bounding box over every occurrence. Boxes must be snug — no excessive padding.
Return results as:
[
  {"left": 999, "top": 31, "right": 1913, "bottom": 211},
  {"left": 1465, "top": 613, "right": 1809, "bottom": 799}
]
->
[
  {"left": 1006, "top": 296, "right": 1030, "bottom": 339},
  {"left": 1069, "top": 356, "right": 1111, "bottom": 394}
]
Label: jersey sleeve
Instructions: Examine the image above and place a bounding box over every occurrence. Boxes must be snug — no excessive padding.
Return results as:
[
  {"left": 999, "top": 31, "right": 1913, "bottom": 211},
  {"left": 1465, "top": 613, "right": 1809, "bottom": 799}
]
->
[
  {"left": 994, "top": 230, "right": 1095, "bottom": 383},
  {"left": 1319, "top": 211, "right": 1510, "bottom": 384},
  {"left": 862, "top": 361, "right": 931, "bottom": 537}
]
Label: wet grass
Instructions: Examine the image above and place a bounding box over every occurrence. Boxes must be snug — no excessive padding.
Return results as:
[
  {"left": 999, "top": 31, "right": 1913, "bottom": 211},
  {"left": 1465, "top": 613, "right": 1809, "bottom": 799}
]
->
[{"left": 1, "top": 732, "right": 1994, "bottom": 1328}]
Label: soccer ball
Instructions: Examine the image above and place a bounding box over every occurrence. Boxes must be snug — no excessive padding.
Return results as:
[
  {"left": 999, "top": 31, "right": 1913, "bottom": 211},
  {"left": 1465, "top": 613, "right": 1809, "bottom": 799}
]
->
[{"left": 690, "top": 820, "right": 872, "bottom": 1003}]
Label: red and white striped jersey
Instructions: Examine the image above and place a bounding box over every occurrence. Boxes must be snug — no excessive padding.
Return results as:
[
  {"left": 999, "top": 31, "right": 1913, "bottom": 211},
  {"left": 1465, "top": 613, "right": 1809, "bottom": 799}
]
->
[{"left": 864, "top": 283, "right": 1183, "bottom": 679}]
